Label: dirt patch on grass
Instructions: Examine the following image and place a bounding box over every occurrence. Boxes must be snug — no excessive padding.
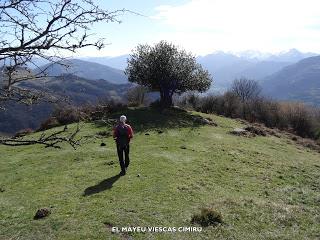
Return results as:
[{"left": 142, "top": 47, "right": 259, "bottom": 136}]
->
[
  {"left": 244, "top": 125, "right": 267, "bottom": 136},
  {"left": 230, "top": 128, "right": 254, "bottom": 137},
  {"left": 105, "top": 160, "right": 115, "bottom": 166},
  {"left": 294, "top": 137, "right": 320, "bottom": 152},
  {"left": 191, "top": 115, "right": 218, "bottom": 126},
  {"left": 230, "top": 124, "right": 275, "bottom": 137},
  {"left": 233, "top": 120, "right": 320, "bottom": 152},
  {"left": 34, "top": 208, "right": 51, "bottom": 220}
]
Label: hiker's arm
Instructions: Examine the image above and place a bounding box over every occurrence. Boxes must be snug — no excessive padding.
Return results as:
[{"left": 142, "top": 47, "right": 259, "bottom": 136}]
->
[
  {"left": 128, "top": 125, "right": 133, "bottom": 139},
  {"left": 113, "top": 127, "right": 117, "bottom": 139}
]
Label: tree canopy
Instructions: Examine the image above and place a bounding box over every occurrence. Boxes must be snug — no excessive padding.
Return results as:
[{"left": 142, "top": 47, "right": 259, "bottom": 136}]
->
[{"left": 125, "top": 41, "right": 212, "bottom": 107}]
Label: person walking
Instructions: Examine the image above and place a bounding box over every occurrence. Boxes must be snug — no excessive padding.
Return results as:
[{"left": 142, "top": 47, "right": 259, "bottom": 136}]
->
[{"left": 113, "top": 115, "right": 133, "bottom": 175}]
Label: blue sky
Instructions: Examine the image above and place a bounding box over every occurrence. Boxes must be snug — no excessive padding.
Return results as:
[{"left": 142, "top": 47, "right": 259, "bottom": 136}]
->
[
  {"left": 75, "top": 0, "right": 320, "bottom": 57},
  {"left": 76, "top": 0, "right": 189, "bottom": 57}
]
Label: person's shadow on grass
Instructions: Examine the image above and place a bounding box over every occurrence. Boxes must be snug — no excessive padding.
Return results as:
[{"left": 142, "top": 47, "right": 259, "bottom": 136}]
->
[{"left": 83, "top": 173, "right": 121, "bottom": 196}]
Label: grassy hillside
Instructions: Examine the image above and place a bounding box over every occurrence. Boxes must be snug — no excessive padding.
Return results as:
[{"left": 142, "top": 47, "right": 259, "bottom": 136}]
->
[{"left": 1, "top": 108, "right": 319, "bottom": 240}]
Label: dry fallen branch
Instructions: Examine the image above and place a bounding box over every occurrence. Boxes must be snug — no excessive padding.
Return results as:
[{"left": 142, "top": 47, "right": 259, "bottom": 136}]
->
[{"left": 0, "top": 125, "right": 81, "bottom": 149}]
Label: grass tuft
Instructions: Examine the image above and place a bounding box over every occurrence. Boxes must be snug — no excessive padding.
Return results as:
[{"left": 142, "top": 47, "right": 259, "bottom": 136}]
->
[{"left": 191, "top": 208, "right": 223, "bottom": 227}]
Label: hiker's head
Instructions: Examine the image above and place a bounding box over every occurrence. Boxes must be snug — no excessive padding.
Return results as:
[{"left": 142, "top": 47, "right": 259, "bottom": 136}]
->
[{"left": 119, "top": 115, "right": 127, "bottom": 124}]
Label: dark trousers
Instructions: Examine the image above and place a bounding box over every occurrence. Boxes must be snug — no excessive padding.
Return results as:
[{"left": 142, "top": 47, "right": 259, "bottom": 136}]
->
[{"left": 117, "top": 144, "right": 130, "bottom": 172}]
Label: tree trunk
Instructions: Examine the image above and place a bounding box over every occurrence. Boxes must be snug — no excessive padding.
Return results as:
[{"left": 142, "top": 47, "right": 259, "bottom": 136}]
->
[{"left": 160, "top": 87, "right": 173, "bottom": 108}]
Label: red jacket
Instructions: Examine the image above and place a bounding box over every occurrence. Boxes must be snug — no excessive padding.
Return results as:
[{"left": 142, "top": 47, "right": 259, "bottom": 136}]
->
[{"left": 113, "top": 124, "right": 134, "bottom": 142}]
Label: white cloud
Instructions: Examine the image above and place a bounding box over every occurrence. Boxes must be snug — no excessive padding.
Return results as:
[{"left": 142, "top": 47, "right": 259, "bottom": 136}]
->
[{"left": 152, "top": 0, "right": 320, "bottom": 54}]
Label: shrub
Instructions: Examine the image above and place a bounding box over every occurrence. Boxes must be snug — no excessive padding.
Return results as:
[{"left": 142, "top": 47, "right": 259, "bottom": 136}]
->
[
  {"left": 276, "top": 102, "right": 319, "bottom": 138},
  {"left": 315, "top": 129, "right": 320, "bottom": 140},
  {"left": 188, "top": 93, "right": 200, "bottom": 109},
  {"left": 248, "top": 98, "right": 284, "bottom": 128},
  {"left": 79, "top": 100, "right": 128, "bottom": 121},
  {"left": 52, "top": 106, "right": 81, "bottom": 125},
  {"left": 197, "top": 95, "right": 219, "bottom": 114},
  {"left": 191, "top": 208, "right": 223, "bottom": 227},
  {"left": 149, "top": 99, "right": 162, "bottom": 109},
  {"left": 195, "top": 92, "right": 242, "bottom": 118},
  {"left": 126, "top": 85, "right": 147, "bottom": 107},
  {"left": 38, "top": 117, "right": 60, "bottom": 131},
  {"left": 14, "top": 128, "right": 34, "bottom": 138},
  {"left": 221, "top": 91, "right": 241, "bottom": 117},
  {"left": 38, "top": 99, "right": 128, "bottom": 131},
  {"left": 175, "top": 92, "right": 201, "bottom": 110},
  {"left": 97, "top": 98, "right": 127, "bottom": 114},
  {"left": 77, "top": 103, "right": 96, "bottom": 121},
  {"left": 176, "top": 90, "right": 320, "bottom": 139}
]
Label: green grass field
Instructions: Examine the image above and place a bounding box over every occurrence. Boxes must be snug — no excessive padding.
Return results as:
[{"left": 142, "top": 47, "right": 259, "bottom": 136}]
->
[{"left": 1, "top": 108, "right": 319, "bottom": 239}]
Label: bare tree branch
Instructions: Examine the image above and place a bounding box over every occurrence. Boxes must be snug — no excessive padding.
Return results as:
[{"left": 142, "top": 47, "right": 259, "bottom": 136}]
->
[
  {"left": 0, "top": 0, "right": 127, "bottom": 103},
  {"left": 0, "top": 0, "right": 129, "bottom": 148},
  {"left": 231, "top": 78, "right": 262, "bottom": 103}
]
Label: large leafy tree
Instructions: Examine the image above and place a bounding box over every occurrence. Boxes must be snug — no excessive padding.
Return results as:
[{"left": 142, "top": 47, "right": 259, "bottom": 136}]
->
[{"left": 125, "top": 41, "right": 212, "bottom": 107}]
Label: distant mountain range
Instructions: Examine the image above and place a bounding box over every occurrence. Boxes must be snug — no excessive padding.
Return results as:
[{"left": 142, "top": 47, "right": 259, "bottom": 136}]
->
[
  {"left": 22, "top": 74, "right": 131, "bottom": 103},
  {"left": 196, "top": 49, "right": 318, "bottom": 90},
  {"left": 79, "top": 55, "right": 129, "bottom": 70},
  {"left": 79, "top": 49, "right": 318, "bottom": 92},
  {"left": 38, "top": 59, "right": 128, "bottom": 84},
  {"left": 234, "top": 49, "right": 316, "bottom": 62},
  {"left": 261, "top": 56, "right": 320, "bottom": 106}
]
